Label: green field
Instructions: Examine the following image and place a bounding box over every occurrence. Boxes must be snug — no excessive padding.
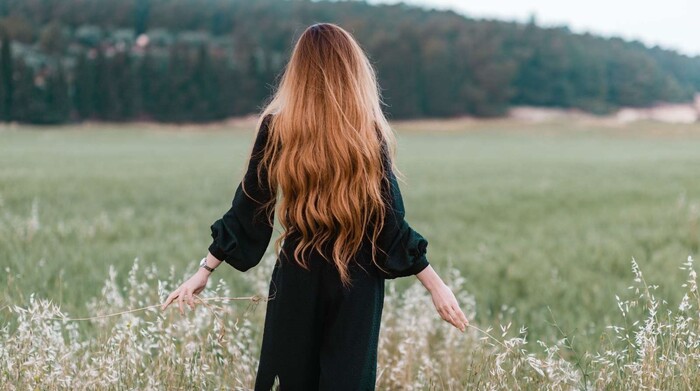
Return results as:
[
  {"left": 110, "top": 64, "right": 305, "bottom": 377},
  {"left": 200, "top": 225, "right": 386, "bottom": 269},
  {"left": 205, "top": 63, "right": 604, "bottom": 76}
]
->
[{"left": 2, "top": 119, "right": 700, "bottom": 387}]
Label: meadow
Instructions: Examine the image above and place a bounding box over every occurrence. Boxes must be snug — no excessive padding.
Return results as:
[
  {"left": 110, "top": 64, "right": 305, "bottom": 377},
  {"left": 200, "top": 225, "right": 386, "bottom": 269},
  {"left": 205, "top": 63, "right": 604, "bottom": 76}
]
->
[{"left": 1, "top": 118, "right": 700, "bottom": 389}]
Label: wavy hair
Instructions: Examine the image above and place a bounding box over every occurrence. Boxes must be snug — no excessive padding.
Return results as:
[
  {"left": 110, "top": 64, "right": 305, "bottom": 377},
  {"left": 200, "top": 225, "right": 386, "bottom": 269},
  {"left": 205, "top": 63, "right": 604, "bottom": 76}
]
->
[{"left": 245, "top": 22, "right": 400, "bottom": 288}]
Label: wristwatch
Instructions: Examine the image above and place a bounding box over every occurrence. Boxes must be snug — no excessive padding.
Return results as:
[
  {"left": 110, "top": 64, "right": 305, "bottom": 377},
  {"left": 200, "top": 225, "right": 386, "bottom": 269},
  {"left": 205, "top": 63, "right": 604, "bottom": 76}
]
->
[{"left": 199, "top": 257, "right": 216, "bottom": 273}]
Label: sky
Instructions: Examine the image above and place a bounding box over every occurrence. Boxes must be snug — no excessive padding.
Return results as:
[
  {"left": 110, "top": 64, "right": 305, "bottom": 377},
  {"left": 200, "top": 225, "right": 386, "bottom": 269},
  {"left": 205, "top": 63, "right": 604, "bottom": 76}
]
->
[{"left": 367, "top": 0, "right": 699, "bottom": 57}]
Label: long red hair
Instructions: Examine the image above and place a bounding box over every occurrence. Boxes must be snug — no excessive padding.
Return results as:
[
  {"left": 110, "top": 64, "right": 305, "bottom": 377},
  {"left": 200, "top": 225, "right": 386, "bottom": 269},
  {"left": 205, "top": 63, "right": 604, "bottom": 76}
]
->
[{"left": 246, "top": 22, "right": 400, "bottom": 288}]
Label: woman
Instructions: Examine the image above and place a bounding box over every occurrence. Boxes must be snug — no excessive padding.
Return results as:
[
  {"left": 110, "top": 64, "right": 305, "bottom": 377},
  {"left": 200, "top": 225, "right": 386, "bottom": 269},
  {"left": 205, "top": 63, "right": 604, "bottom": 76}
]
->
[{"left": 161, "top": 22, "right": 468, "bottom": 390}]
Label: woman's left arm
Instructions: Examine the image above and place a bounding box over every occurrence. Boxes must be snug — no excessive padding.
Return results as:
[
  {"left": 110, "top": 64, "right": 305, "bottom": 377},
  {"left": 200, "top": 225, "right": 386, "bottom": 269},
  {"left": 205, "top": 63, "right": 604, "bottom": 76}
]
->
[
  {"left": 207, "top": 114, "right": 276, "bottom": 272},
  {"left": 162, "top": 115, "right": 276, "bottom": 314}
]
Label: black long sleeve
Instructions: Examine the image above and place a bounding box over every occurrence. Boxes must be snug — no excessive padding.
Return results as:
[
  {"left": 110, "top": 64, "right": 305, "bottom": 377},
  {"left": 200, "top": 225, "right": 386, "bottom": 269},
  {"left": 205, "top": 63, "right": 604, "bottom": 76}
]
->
[
  {"left": 208, "top": 114, "right": 276, "bottom": 272},
  {"left": 374, "top": 143, "right": 430, "bottom": 279}
]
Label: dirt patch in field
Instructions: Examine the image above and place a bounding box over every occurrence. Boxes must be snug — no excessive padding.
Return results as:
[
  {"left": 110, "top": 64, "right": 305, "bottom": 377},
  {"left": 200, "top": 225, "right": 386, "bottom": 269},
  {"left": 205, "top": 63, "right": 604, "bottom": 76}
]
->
[{"left": 2, "top": 110, "right": 700, "bottom": 139}]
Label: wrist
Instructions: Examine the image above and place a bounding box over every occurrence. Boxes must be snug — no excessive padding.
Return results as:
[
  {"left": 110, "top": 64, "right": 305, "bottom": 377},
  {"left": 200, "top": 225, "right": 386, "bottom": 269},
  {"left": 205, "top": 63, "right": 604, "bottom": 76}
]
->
[
  {"left": 426, "top": 279, "right": 445, "bottom": 294},
  {"left": 196, "top": 267, "right": 212, "bottom": 277},
  {"left": 416, "top": 266, "right": 444, "bottom": 293}
]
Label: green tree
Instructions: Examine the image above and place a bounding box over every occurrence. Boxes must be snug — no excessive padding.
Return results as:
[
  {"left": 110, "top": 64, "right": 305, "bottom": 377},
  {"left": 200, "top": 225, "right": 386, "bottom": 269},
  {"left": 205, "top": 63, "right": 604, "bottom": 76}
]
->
[
  {"left": 0, "top": 29, "right": 12, "bottom": 121},
  {"left": 73, "top": 52, "right": 95, "bottom": 118}
]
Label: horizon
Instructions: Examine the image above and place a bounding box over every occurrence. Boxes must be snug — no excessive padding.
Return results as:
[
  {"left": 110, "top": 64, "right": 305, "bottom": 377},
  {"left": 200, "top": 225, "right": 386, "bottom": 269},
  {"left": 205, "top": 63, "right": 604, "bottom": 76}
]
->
[{"left": 368, "top": 0, "right": 700, "bottom": 58}]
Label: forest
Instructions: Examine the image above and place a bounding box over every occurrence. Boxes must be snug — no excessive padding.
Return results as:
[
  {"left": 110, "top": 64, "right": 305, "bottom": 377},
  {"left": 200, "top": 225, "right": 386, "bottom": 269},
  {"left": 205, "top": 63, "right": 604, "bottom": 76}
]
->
[{"left": 0, "top": 0, "right": 698, "bottom": 124}]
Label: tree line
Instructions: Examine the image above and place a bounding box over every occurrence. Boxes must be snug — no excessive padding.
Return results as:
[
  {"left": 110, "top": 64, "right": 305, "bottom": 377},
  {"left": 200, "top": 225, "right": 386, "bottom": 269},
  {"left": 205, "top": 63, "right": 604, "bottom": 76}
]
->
[{"left": 0, "top": 0, "right": 698, "bottom": 124}]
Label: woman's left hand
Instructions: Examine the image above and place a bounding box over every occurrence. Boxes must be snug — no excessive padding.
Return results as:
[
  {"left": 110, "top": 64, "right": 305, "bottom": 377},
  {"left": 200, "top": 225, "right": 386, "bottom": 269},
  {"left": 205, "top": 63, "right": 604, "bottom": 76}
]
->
[{"left": 161, "top": 270, "right": 210, "bottom": 315}]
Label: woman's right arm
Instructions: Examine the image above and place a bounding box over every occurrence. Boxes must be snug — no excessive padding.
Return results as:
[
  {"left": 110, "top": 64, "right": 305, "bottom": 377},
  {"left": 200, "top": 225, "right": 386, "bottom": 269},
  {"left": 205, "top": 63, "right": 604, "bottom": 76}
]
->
[{"left": 377, "top": 146, "right": 468, "bottom": 332}]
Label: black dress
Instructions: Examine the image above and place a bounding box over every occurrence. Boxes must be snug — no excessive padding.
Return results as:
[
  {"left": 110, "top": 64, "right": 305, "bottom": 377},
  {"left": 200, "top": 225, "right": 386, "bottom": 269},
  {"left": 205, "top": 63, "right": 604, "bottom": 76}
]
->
[{"left": 208, "top": 114, "right": 430, "bottom": 391}]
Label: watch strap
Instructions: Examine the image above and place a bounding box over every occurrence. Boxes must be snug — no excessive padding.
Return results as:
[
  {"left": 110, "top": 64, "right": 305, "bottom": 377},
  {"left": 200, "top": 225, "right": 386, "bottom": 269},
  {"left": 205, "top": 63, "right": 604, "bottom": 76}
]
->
[{"left": 200, "top": 257, "right": 215, "bottom": 273}]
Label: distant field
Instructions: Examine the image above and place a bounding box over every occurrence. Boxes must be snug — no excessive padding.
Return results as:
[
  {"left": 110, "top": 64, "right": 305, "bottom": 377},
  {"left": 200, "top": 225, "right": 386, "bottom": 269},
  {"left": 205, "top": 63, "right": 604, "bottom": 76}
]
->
[{"left": 2, "top": 118, "right": 700, "bottom": 355}]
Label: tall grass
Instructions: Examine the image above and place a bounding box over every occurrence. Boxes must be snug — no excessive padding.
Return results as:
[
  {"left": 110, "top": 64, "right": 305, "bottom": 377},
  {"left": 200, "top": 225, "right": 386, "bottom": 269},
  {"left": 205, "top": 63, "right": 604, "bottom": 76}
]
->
[{"left": 1, "top": 253, "right": 699, "bottom": 389}]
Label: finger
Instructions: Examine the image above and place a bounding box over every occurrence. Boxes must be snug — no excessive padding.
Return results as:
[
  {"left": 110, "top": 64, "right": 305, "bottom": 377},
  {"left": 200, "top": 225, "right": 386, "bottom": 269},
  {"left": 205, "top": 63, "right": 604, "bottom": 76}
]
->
[
  {"left": 439, "top": 306, "right": 453, "bottom": 324},
  {"left": 161, "top": 289, "right": 179, "bottom": 311},
  {"left": 161, "top": 293, "right": 172, "bottom": 310},
  {"left": 457, "top": 307, "right": 469, "bottom": 327},
  {"left": 444, "top": 307, "right": 461, "bottom": 330},
  {"left": 182, "top": 289, "right": 192, "bottom": 313},
  {"left": 437, "top": 306, "right": 447, "bottom": 321},
  {"left": 441, "top": 306, "right": 453, "bottom": 321},
  {"left": 184, "top": 290, "right": 193, "bottom": 311},
  {"left": 178, "top": 289, "right": 187, "bottom": 315},
  {"left": 188, "top": 292, "right": 195, "bottom": 310},
  {"left": 161, "top": 295, "right": 170, "bottom": 311},
  {"left": 449, "top": 306, "right": 466, "bottom": 331}
]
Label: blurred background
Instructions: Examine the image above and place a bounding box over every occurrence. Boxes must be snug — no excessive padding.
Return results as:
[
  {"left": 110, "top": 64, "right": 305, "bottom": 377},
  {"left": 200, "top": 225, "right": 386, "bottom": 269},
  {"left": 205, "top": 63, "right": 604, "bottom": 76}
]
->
[
  {"left": 1, "top": 1, "right": 700, "bottom": 388},
  {"left": 0, "top": 0, "right": 698, "bottom": 123}
]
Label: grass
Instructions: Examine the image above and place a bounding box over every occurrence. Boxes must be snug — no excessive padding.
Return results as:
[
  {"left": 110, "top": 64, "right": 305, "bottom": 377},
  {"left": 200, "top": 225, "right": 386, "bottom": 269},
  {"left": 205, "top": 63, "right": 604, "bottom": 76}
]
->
[{"left": 1, "top": 118, "right": 700, "bottom": 388}]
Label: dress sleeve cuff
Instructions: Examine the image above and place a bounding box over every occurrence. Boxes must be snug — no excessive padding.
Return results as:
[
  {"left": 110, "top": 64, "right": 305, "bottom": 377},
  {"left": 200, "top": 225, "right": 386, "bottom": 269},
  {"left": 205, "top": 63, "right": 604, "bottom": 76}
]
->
[
  {"left": 405, "top": 238, "right": 430, "bottom": 275},
  {"left": 407, "top": 258, "right": 430, "bottom": 275},
  {"left": 207, "top": 241, "right": 228, "bottom": 263},
  {"left": 207, "top": 219, "right": 239, "bottom": 264},
  {"left": 380, "top": 234, "right": 430, "bottom": 279}
]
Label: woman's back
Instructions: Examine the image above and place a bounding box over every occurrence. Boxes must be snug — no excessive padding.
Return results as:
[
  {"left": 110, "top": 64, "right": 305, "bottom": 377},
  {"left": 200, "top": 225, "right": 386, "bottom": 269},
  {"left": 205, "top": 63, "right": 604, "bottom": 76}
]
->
[{"left": 208, "top": 113, "right": 430, "bottom": 278}]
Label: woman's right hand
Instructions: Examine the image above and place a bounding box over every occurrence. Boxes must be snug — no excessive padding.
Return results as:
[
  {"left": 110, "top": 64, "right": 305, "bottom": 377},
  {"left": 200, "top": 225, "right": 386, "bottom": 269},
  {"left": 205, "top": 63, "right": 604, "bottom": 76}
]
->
[
  {"left": 416, "top": 265, "right": 469, "bottom": 332},
  {"left": 429, "top": 281, "right": 469, "bottom": 332}
]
